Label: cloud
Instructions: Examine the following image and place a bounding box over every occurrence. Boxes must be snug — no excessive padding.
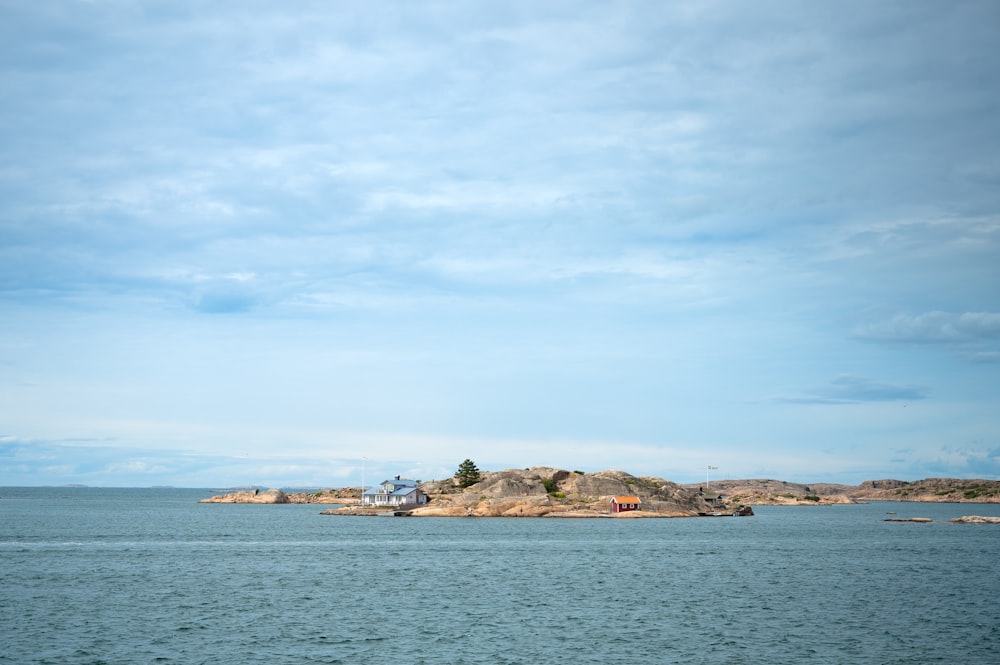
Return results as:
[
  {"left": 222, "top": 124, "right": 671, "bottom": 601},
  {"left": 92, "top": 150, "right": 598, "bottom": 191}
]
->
[
  {"left": 966, "top": 351, "right": 1000, "bottom": 364},
  {"left": 0, "top": 437, "right": 363, "bottom": 487},
  {"left": 105, "top": 460, "right": 169, "bottom": 475},
  {"left": 855, "top": 311, "right": 1000, "bottom": 343},
  {"left": 2, "top": 3, "right": 999, "bottom": 488},
  {"left": 779, "top": 375, "right": 927, "bottom": 405},
  {"left": 922, "top": 445, "right": 1000, "bottom": 479},
  {"left": 191, "top": 286, "right": 259, "bottom": 314},
  {"left": 181, "top": 272, "right": 263, "bottom": 313}
]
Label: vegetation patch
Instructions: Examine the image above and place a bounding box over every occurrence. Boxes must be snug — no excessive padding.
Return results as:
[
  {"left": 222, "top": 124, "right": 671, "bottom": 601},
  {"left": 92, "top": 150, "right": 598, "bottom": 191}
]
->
[
  {"left": 957, "top": 483, "right": 998, "bottom": 499},
  {"left": 454, "top": 459, "right": 482, "bottom": 488}
]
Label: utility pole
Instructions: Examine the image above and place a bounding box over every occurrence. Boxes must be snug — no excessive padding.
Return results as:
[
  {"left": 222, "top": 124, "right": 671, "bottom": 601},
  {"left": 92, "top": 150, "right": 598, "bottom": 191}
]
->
[
  {"left": 706, "top": 465, "right": 718, "bottom": 490},
  {"left": 361, "top": 456, "right": 366, "bottom": 506}
]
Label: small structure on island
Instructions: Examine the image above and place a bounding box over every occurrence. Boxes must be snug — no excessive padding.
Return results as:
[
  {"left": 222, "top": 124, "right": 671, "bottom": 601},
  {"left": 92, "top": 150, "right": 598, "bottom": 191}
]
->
[
  {"left": 610, "top": 495, "right": 641, "bottom": 513},
  {"left": 700, "top": 491, "right": 728, "bottom": 509},
  {"left": 362, "top": 476, "right": 428, "bottom": 508}
]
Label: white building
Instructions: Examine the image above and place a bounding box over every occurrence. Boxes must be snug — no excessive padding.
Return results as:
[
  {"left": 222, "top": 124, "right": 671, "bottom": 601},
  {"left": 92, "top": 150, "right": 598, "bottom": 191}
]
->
[{"left": 362, "top": 476, "right": 428, "bottom": 507}]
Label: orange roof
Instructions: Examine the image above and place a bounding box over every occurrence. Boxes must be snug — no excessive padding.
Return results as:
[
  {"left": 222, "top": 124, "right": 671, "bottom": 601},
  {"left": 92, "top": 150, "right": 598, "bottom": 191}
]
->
[{"left": 612, "top": 496, "right": 641, "bottom": 503}]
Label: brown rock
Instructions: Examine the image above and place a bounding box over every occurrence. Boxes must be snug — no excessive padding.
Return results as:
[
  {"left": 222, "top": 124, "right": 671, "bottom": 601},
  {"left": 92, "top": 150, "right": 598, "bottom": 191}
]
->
[
  {"left": 475, "top": 473, "right": 548, "bottom": 498},
  {"left": 410, "top": 467, "right": 711, "bottom": 517},
  {"left": 199, "top": 489, "right": 290, "bottom": 504}
]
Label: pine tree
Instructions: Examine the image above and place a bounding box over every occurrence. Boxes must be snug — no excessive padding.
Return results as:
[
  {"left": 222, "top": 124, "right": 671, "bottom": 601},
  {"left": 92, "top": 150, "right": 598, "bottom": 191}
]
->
[{"left": 454, "top": 459, "right": 481, "bottom": 488}]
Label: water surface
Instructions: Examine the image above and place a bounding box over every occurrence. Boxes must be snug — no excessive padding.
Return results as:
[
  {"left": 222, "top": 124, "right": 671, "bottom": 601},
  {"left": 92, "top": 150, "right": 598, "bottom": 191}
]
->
[{"left": 2, "top": 488, "right": 998, "bottom": 664}]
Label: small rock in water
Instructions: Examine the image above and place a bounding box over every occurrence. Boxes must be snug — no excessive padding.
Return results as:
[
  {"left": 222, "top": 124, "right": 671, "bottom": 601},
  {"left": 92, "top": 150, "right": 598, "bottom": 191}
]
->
[{"left": 950, "top": 515, "right": 1000, "bottom": 524}]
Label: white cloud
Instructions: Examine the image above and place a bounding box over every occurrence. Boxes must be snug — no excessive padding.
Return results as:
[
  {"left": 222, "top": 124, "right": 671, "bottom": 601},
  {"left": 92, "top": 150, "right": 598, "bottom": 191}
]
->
[
  {"left": 778, "top": 375, "right": 927, "bottom": 405},
  {"left": 856, "top": 312, "right": 1000, "bottom": 343},
  {"left": 3, "top": 2, "right": 999, "bottom": 487},
  {"left": 105, "top": 460, "right": 168, "bottom": 475}
]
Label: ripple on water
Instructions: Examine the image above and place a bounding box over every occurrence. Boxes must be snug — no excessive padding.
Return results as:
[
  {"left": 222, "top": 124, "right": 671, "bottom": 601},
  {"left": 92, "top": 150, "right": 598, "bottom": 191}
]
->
[{"left": 2, "top": 493, "right": 1000, "bottom": 663}]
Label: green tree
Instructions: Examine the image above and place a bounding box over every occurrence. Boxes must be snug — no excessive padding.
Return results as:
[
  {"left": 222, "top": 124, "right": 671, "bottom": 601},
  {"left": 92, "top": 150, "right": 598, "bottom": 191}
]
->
[{"left": 454, "top": 459, "right": 481, "bottom": 488}]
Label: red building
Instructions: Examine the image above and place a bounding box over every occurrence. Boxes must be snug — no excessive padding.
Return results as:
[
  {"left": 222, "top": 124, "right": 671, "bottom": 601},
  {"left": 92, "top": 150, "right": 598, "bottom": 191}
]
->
[{"left": 610, "top": 495, "right": 641, "bottom": 513}]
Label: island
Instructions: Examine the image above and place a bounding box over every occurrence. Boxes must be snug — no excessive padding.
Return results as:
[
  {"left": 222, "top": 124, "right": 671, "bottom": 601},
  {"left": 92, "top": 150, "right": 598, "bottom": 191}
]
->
[
  {"left": 202, "top": 467, "right": 750, "bottom": 517},
  {"left": 198, "top": 469, "right": 1000, "bottom": 517},
  {"left": 681, "top": 477, "right": 1000, "bottom": 505}
]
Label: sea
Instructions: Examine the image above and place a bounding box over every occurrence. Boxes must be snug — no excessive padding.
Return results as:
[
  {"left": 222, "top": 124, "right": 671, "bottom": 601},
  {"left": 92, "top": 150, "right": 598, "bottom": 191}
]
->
[{"left": 2, "top": 488, "right": 999, "bottom": 665}]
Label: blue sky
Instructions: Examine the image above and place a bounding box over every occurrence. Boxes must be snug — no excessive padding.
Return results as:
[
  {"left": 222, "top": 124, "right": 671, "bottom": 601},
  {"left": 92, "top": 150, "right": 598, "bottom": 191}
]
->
[{"left": 2, "top": 1, "right": 999, "bottom": 487}]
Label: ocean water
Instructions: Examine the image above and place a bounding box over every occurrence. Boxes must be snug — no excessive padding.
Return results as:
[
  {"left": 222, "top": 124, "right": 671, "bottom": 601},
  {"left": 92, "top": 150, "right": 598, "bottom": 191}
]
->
[{"left": 2, "top": 489, "right": 999, "bottom": 664}]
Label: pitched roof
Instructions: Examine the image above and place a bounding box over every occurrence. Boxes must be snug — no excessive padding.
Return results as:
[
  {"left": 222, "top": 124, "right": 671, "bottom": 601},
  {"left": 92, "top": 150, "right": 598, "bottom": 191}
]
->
[
  {"left": 611, "top": 495, "right": 641, "bottom": 504},
  {"left": 363, "top": 478, "right": 421, "bottom": 495}
]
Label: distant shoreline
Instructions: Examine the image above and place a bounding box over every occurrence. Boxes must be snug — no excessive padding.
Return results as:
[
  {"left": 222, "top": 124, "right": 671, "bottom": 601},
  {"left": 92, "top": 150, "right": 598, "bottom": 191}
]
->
[{"left": 199, "top": 474, "right": 1000, "bottom": 506}]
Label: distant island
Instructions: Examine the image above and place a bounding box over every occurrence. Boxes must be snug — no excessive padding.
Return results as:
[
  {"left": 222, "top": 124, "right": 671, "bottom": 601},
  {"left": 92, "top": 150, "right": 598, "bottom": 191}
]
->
[
  {"left": 203, "top": 468, "right": 726, "bottom": 517},
  {"left": 198, "top": 468, "right": 1000, "bottom": 516},
  {"left": 706, "top": 477, "right": 1000, "bottom": 505}
]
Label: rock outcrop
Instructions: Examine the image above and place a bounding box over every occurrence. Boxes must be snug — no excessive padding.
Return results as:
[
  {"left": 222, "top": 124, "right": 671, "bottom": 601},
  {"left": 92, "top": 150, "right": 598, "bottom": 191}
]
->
[
  {"left": 950, "top": 515, "right": 1000, "bottom": 524},
  {"left": 852, "top": 479, "right": 1000, "bottom": 503},
  {"left": 285, "top": 489, "right": 360, "bottom": 504},
  {"left": 688, "top": 477, "right": 1000, "bottom": 505},
  {"left": 199, "top": 489, "right": 290, "bottom": 504},
  {"left": 693, "top": 479, "right": 857, "bottom": 505},
  {"left": 200, "top": 475, "right": 1000, "bottom": 511},
  {"left": 324, "top": 467, "right": 734, "bottom": 518},
  {"left": 200, "top": 488, "right": 360, "bottom": 504}
]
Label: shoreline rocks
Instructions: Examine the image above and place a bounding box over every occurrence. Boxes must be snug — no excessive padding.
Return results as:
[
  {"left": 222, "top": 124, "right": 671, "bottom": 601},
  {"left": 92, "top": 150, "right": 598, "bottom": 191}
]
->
[
  {"left": 688, "top": 477, "right": 1000, "bottom": 505},
  {"left": 950, "top": 515, "right": 1000, "bottom": 524},
  {"left": 319, "top": 467, "right": 740, "bottom": 518},
  {"left": 852, "top": 478, "right": 1000, "bottom": 503},
  {"left": 199, "top": 488, "right": 360, "bottom": 504},
  {"left": 196, "top": 472, "right": 1000, "bottom": 516},
  {"left": 199, "top": 489, "right": 290, "bottom": 504}
]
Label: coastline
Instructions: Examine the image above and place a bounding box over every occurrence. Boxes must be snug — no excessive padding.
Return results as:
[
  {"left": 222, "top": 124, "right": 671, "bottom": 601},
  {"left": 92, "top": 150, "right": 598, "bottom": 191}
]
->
[{"left": 196, "top": 471, "right": 1000, "bottom": 517}]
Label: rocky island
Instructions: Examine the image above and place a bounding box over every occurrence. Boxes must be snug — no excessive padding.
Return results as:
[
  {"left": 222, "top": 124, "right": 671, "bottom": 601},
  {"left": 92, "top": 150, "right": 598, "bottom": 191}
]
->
[
  {"left": 199, "top": 487, "right": 360, "bottom": 504},
  {"left": 683, "top": 477, "right": 1000, "bottom": 505},
  {"left": 201, "top": 467, "right": 750, "bottom": 517},
  {"left": 199, "top": 469, "right": 1000, "bottom": 515},
  {"left": 849, "top": 478, "right": 1000, "bottom": 503},
  {"left": 326, "top": 467, "right": 745, "bottom": 518}
]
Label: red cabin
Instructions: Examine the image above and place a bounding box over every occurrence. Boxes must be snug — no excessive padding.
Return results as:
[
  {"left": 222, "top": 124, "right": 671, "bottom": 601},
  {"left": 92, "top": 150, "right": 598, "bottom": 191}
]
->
[{"left": 610, "top": 495, "right": 641, "bottom": 513}]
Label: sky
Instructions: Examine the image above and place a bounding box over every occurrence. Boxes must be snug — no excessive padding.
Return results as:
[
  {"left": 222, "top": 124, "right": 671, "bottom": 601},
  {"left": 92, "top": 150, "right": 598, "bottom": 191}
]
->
[{"left": 2, "top": 1, "right": 999, "bottom": 488}]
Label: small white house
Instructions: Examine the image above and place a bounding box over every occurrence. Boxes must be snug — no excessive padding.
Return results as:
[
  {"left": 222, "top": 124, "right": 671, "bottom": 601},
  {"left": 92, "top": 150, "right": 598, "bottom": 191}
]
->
[{"left": 362, "top": 476, "right": 428, "bottom": 507}]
